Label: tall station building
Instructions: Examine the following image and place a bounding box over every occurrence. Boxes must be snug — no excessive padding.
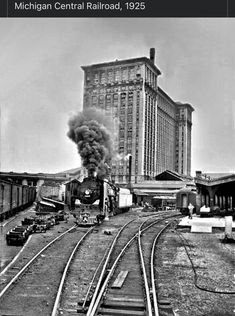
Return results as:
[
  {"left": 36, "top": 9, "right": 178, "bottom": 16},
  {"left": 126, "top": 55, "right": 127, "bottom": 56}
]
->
[{"left": 81, "top": 49, "right": 194, "bottom": 183}]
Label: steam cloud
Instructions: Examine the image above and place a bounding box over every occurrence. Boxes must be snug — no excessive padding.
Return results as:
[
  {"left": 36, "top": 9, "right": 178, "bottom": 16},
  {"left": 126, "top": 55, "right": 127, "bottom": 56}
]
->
[{"left": 67, "top": 107, "right": 113, "bottom": 178}]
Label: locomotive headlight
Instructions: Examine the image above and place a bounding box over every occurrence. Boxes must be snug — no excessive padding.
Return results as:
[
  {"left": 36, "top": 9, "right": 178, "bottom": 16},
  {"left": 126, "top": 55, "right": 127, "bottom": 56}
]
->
[{"left": 85, "top": 189, "right": 91, "bottom": 196}]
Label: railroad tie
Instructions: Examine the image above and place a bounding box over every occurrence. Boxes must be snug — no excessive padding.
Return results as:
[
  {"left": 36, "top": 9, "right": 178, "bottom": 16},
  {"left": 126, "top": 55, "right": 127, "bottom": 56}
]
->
[
  {"left": 158, "top": 299, "right": 175, "bottom": 315},
  {"left": 98, "top": 308, "right": 146, "bottom": 316},
  {"left": 101, "top": 294, "right": 146, "bottom": 315}
]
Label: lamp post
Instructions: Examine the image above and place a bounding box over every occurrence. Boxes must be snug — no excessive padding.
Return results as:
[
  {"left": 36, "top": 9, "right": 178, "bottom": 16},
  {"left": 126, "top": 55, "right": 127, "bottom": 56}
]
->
[{"left": 128, "top": 154, "right": 132, "bottom": 185}]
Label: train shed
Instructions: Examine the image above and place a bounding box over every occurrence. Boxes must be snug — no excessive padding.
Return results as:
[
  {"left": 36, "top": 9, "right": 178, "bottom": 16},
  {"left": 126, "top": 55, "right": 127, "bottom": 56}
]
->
[
  {"left": 132, "top": 170, "right": 195, "bottom": 208},
  {"left": 194, "top": 171, "right": 235, "bottom": 212}
]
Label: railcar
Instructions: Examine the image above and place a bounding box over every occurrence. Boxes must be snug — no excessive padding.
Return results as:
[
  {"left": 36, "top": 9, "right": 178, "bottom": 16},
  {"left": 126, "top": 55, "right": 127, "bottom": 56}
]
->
[
  {"left": 41, "top": 197, "right": 65, "bottom": 211},
  {"left": 66, "top": 175, "right": 132, "bottom": 225},
  {"left": 36, "top": 199, "right": 65, "bottom": 221},
  {"left": 176, "top": 187, "right": 197, "bottom": 215},
  {"left": 0, "top": 179, "right": 36, "bottom": 221}
]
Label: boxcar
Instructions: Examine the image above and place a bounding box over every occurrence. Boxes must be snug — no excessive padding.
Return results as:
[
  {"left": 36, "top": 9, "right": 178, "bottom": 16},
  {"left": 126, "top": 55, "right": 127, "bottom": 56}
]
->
[{"left": 0, "top": 180, "right": 36, "bottom": 221}]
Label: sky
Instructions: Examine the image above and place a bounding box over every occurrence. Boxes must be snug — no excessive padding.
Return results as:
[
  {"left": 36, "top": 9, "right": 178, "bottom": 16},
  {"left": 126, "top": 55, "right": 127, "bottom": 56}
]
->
[{"left": 0, "top": 18, "right": 234, "bottom": 176}]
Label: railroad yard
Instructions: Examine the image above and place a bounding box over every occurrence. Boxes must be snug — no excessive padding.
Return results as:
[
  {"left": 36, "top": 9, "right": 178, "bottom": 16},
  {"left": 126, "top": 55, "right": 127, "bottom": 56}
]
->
[
  {"left": 0, "top": 206, "right": 234, "bottom": 316},
  {"left": 1, "top": 20, "right": 235, "bottom": 316}
]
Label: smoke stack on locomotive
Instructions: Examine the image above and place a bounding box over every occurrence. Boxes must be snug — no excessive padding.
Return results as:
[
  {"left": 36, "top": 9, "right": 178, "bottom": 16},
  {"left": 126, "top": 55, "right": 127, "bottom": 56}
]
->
[{"left": 88, "top": 169, "right": 97, "bottom": 178}]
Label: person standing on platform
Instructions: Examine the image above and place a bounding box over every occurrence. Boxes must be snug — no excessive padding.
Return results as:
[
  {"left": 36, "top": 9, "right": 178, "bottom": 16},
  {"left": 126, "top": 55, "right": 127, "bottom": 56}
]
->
[{"left": 188, "top": 203, "right": 194, "bottom": 219}]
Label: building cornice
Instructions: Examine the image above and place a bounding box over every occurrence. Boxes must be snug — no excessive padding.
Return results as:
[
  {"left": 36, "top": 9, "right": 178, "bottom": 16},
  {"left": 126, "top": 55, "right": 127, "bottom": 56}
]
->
[
  {"left": 176, "top": 101, "right": 195, "bottom": 112},
  {"left": 81, "top": 57, "right": 161, "bottom": 76},
  {"left": 157, "top": 86, "right": 176, "bottom": 105}
]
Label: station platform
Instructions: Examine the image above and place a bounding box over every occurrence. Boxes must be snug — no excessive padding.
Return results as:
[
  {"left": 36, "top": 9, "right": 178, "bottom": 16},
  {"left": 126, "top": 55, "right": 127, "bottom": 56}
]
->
[{"left": 178, "top": 215, "right": 235, "bottom": 233}]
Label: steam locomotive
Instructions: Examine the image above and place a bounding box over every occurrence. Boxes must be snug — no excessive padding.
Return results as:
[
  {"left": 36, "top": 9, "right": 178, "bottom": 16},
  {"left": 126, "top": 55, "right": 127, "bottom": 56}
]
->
[{"left": 66, "top": 175, "right": 133, "bottom": 225}]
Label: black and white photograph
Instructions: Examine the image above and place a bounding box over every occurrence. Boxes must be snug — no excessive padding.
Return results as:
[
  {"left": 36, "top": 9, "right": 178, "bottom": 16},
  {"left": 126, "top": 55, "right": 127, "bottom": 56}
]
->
[{"left": 0, "top": 18, "right": 235, "bottom": 316}]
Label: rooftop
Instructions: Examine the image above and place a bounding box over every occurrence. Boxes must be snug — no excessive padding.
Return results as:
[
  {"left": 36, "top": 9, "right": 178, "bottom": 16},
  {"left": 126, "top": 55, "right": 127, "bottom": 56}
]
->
[{"left": 81, "top": 56, "right": 161, "bottom": 76}]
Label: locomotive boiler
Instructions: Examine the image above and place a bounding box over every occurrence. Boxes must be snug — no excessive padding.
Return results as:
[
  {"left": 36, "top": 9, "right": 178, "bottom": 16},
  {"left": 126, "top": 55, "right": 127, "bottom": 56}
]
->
[{"left": 66, "top": 175, "right": 132, "bottom": 225}]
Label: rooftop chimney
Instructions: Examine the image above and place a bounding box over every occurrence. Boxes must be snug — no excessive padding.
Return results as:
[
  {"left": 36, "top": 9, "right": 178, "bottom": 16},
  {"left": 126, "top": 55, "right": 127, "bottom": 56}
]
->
[
  {"left": 195, "top": 171, "right": 202, "bottom": 178},
  {"left": 150, "top": 48, "right": 155, "bottom": 64},
  {"left": 88, "top": 169, "right": 97, "bottom": 178}
]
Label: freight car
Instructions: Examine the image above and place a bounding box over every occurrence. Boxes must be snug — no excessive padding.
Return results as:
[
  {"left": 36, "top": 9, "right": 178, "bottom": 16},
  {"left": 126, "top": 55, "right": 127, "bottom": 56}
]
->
[
  {"left": 0, "top": 179, "right": 36, "bottom": 221},
  {"left": 176, "top": 187, "right": 197, "bottom": 215},
  {"left": 36, "top": 198, "right": 65, "bottom": 221},
  {"left": 66, "top": 175, "right": 132, "bottom": 225}
]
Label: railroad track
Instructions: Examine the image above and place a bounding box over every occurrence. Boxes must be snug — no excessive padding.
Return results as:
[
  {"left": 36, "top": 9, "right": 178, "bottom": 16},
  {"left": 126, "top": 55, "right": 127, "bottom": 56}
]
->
[
  {"left": 0, "top": 210, "right": 181, "bottom": 316},
  {"left": 140, "top": 216, "right": 179, "bottom": 316},
  {"left": 51, "top": 211, "right": 177, "bottom": 316},
  {"left": 78, "top": 211, "right": 181, "bottom": 316},
  {"left": 0, "top": 225, "right": 93, "bottom": 316},
  {"left": 53, "top": 216, "right": 138, "bottom": 316}
]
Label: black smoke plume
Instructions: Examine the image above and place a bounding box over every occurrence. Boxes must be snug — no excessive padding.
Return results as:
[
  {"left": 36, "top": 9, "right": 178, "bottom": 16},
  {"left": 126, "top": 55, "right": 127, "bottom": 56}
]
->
[{"left": 67, "top": 107, "right": 113, "bottom": 179}]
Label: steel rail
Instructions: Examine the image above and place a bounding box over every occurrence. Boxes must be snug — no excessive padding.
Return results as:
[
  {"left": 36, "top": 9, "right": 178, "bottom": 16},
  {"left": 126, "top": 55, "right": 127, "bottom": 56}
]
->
[
  {"left": 150, "top": 220, "right": 175, "bottom": 316},
  {"left": 138, "top": 214, "right": 181, "bottom": 316},
  {"left": 136, "top": 214, "right": 166, "bottom": 316},
  {"left": 51, "top": 226, "right": 94, "bottom": 316},
  {"left": 87, "top": 214, "right": 180, "bottom": 316},
  {"left": 0, "top": 225, "right": 76, "bottom": 299},
  {"left": 86, "top": 219, "right": 135, "bottom": 316},
  {"left": 87, "top": 215, "right": 164, "bottom": 316},
  {"left": 82, "top": 240, "right": 111, "bottom": 310},
  {"left": 87, "top": 225, "right": 139, "bottom": 316},
  {"left": 138, "top": 227, "right": 153, "bottom": 316}
]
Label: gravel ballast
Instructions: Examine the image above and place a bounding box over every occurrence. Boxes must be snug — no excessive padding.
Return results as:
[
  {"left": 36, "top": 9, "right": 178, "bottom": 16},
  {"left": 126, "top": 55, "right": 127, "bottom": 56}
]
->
[{"left": 155, "top": 223, "right": 235, "bottom": 316}]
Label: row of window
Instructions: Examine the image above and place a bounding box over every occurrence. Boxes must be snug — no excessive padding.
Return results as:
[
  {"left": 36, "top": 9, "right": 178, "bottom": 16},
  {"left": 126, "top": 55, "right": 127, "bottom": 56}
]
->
[
  {"left": 145, "top": 65, "right": 158, "bottom": 90},
  {"left": 144, "top": 93, "right": 156, "bottom": 174},
  {"left": 90, "top": 92, "right": 139, "bottom": 107},
  {"left": 86, "top": 66, "right": 141, "bottom": 85},
  {"left": 158, "top": 96, "right": 176, "bottom": 118},
  {"left": 88, "top": 84, "right": 141, "bottom": 97},
  {"left": 135, "top": 91, "right": 140, "bottom": 174}
]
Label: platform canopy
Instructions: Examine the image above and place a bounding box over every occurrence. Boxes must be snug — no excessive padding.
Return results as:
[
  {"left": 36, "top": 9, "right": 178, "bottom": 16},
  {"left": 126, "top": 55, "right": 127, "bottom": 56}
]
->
[
  {"left": 152, "top": 195, "right": 175, "bottom": 200},
  {"left": 133, "top": 189, "right": 148, "bottom": 196}
]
